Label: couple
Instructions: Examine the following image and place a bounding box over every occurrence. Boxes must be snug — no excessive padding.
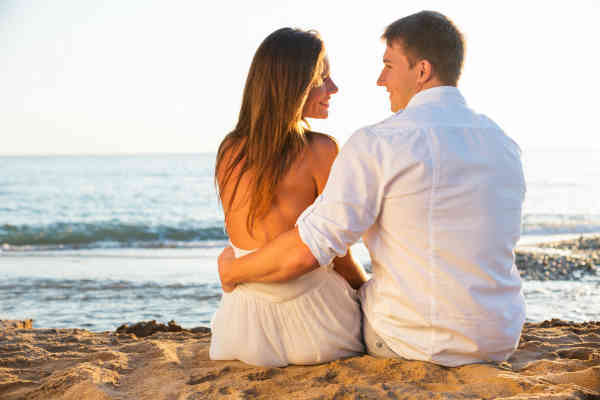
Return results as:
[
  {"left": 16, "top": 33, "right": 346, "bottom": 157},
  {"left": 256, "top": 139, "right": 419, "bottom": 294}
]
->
[{"left": 210, "top": 11, "right": 526, "bottom": 368}]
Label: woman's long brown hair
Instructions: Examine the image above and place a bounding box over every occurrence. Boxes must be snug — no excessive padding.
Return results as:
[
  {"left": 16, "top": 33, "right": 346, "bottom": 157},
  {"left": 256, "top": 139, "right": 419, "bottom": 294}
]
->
[{"left": 215, "top": 28, "right": 326, "bottom": 234}]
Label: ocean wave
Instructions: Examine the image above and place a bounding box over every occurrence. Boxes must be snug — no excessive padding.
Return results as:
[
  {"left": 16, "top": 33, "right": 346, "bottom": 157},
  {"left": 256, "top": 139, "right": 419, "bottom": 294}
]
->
[
  {"left": 522, "top": 224, "right": 600, "bottom": 235},
  {"left": 522, "top": 214, "right": 600, "bottom": 235},
  {"left": 0, "top": 278, "right": 220, "bottom": 292},
  {"left": 0, "top": 277, "right": 223, "bottom": 306},
  {"left": 2, "top": 216, "right": 600, "bottom": 252},
  {"left": 0, "top": 221, "right": 227, "bottom": 250}
]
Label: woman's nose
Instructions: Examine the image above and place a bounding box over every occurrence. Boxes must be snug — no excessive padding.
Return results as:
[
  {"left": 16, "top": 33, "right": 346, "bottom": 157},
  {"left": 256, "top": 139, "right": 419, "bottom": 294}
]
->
[{"left": 327, "top": 78, "right": 339, "bottom": 94}]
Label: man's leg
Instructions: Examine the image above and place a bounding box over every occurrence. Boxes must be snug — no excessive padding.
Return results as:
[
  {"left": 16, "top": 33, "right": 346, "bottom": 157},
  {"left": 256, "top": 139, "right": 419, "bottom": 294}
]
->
[{"left": 362, "top": 316, "right": 400, "bottom": 358}]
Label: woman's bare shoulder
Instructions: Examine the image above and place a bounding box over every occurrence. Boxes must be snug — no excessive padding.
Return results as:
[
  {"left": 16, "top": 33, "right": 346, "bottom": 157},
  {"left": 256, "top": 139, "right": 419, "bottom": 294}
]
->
[
  {"left": 305, "top": 131, "right": 339, "bottom": 160},
  {"left": 305, "top": 131, "right": 339, "bottom": 193}
]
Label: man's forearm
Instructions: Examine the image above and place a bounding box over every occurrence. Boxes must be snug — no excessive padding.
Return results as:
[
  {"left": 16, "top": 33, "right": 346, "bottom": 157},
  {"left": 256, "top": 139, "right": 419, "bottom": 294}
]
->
[{"left": 220, "top": 228, "right": 319, "bottom": 287}]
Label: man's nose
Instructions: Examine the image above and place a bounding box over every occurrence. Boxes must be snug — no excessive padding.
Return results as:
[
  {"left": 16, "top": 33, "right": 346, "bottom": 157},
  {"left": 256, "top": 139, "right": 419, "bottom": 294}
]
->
[{"left": 377, "top": 72, "right": 385, "bottom": 86}]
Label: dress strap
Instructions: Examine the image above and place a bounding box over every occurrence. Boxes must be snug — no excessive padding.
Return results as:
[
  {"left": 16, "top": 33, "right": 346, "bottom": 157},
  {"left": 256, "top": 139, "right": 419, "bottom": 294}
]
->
[{"left": 229, "top": 241, "right": 258, "bottom": 258}]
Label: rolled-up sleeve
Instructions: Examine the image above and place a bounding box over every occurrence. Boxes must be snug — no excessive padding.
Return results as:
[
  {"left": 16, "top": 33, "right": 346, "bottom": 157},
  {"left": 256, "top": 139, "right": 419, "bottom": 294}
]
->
[{"left": 296, "top": 129, "right": 385, "bottom": 266}]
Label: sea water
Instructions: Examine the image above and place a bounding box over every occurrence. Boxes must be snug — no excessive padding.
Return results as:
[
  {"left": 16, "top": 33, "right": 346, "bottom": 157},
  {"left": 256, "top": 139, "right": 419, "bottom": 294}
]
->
[{"left": 0, "top": 149, "right": 599, "bottom": 331}]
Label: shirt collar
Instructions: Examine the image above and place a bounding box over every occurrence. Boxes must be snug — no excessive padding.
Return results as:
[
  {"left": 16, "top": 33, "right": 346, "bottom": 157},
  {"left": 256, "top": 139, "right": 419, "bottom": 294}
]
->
[{"left": 396, "top": 86, "right": 466, "bottom": 114}]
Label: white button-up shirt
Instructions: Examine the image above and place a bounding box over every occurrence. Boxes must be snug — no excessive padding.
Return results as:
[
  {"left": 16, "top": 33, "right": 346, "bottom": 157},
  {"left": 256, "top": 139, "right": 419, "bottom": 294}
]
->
[{"left": 297, "top": 86, "right": 526, "bottom": 366}]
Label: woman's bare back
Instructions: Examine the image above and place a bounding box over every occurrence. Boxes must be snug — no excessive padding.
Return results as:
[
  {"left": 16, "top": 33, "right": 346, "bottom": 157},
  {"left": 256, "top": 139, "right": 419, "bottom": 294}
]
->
[{"left": 218, "top": 132, "right": 337, "bottom": 250}]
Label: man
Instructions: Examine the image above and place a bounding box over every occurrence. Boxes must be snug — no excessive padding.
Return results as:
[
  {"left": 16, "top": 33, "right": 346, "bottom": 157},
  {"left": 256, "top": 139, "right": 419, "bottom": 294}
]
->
[{"left": 218, "top": 11, "right": 526, "bottom": 367}]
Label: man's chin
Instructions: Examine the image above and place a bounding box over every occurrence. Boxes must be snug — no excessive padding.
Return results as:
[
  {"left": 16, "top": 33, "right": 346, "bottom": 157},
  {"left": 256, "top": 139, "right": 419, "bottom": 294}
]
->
[{"left": 390, "top": 101, "right": 406, "bottom": 113}]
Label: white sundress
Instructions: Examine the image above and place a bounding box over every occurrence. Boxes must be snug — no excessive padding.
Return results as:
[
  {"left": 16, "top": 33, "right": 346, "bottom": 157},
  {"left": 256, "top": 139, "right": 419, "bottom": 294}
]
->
[{"left": 209, "top": 244, "right": 364, "bottom": 367}]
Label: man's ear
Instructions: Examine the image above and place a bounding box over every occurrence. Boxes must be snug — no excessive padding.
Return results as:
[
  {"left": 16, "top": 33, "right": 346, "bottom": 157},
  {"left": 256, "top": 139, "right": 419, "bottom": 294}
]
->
[{"left": 416, "top": 59, "right": 434, "bottom": 84}]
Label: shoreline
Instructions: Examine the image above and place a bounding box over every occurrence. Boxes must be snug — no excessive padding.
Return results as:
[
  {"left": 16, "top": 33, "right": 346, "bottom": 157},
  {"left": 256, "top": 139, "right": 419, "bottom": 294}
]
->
[
  {"left": 1, "top": 319, "right": 599, "bottom": 399},
  {"left": 0, "top": 236, "right": 598, "bottom": 333}
]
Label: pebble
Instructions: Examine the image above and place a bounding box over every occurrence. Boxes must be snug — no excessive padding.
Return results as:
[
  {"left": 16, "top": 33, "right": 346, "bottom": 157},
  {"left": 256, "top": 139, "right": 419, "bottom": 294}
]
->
[
  {"left": 516, "top": 235, "right": 599, "bottom": 281},
  {"left": 540, "top": 236, "right": 600, "bottom": 251}
]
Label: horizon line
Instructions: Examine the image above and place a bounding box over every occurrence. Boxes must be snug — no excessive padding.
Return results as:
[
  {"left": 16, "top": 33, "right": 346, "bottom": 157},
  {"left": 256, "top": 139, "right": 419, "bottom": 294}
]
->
[
  {"left": 0, "top": 151, "right": 218, "bottom": 157},
  {"left": 1, "top": 145, "right": 599, "bottom": 157}
]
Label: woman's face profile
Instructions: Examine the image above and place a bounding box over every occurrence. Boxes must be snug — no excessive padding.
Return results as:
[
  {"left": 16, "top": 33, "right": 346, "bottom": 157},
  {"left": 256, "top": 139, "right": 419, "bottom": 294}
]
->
[{"left": 302, "top": 58, "right": 338, "bottom": 119}]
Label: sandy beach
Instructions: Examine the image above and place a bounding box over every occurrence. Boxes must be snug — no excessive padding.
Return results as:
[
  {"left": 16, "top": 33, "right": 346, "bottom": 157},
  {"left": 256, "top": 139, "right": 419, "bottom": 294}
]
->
[{"left": 1, "top": 319, "right": 599, "bottom": 399}]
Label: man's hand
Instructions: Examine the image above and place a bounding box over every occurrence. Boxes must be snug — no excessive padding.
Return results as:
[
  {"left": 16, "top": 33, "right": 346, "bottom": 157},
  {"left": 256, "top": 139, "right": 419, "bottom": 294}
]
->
[{"left": 218, "top": 246, "right": 237, "bottom": 293}]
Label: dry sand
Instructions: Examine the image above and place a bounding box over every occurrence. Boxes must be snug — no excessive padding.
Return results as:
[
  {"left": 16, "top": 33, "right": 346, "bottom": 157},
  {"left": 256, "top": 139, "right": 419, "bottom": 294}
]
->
[{"left": 1, "top": 319, "right": 599, "bottom": 399}]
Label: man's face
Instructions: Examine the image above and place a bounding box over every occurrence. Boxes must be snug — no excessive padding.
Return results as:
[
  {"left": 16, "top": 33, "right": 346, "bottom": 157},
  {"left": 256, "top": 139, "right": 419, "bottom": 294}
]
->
[{"left": 377, "top": 42, "right": 420, "bottom": 113}]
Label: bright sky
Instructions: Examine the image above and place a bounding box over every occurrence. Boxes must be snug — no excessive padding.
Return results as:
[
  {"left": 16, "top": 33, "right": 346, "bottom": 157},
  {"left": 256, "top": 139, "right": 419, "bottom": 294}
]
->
[{"left": 1, "top": 0, "right": 599, "bottom": 155}]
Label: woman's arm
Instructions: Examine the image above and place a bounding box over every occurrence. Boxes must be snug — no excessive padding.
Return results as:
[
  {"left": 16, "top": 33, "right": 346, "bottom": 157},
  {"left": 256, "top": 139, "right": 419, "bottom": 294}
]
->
[{"left": 333, "top": 248, "right": 368, "bottom": 290}]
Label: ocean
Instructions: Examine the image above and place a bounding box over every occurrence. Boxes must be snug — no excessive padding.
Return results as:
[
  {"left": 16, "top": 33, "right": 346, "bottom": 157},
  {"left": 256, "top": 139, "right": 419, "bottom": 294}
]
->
[{"left": 1, "top": 149, "right": 599, "bottom": 331}]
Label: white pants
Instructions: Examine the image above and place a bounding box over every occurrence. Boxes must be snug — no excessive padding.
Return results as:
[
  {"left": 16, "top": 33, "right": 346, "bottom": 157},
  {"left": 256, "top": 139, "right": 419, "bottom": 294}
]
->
[{"left": 362, "top": 316, "right": 401, "bottom": 358}]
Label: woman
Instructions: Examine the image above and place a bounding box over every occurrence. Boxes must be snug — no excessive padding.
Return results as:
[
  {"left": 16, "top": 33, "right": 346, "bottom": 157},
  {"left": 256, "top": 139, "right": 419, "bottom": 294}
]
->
[{"left": 210, "top": 28, "right": 367, "bottom": 367}]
